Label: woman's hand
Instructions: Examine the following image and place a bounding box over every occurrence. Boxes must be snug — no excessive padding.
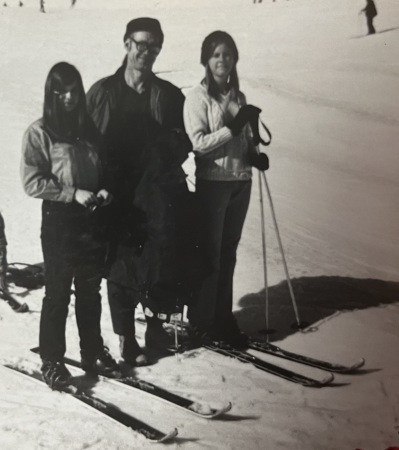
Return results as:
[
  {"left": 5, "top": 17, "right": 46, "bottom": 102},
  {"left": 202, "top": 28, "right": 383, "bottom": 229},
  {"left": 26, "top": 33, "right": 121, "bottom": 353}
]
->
[
  {"left": 96, "top": 189, "right": 113, "bottom": 207},
  {"left": 249, "top": 152, "right": 269, "bottom": 171},
  {"left": 74, "top": 189, "right": 98, "bottom": 208},
  {"left": 227, "top": 105, "right": 262, "bottom": 136}
]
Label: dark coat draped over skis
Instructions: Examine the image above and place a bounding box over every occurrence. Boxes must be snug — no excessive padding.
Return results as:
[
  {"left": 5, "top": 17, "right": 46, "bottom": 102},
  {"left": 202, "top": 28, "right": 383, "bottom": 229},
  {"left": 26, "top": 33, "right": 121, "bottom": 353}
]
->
[{"left": 86, "top": 66, "right": 206, "bottom": 314}]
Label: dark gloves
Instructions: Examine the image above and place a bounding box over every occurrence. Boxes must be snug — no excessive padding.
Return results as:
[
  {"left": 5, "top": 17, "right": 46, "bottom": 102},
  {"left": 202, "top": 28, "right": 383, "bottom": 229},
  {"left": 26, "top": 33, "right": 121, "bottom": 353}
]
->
[
  {"left": 249, "top": 152, "right": 269, "bottom": 171},
  {"left": 227, "top": 105, "right": 261, "bottom": 136}
]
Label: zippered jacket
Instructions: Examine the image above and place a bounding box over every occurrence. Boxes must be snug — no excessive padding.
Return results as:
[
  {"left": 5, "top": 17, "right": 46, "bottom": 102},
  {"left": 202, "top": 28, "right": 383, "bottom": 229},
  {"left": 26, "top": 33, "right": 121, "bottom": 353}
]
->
[{"left": 21, "top": 119, "right": 102, "bottom": 203}]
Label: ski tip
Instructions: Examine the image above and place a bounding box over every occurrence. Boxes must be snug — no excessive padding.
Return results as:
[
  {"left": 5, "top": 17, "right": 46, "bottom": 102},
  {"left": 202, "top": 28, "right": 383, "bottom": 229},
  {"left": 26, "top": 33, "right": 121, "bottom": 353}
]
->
[
  {"left": 351, "top": 358, "right": 366, "bottom": 371},
  {"left": 339, "top": 358, "right": 366, "bottom": 373},
  {"left": 194, "top": 401, "right": 233, "bottom": 419},
  {"left": 334, "top": 358, "right": 366, "bottom": 375},
  {"left": 305, "top": 372, "right": 334, "bottom": 388},
  {"left": 224, "top": 401, "right": 233, "bottom": 413},
  {"left": 209, "top": 401, "right": 233, "bottom": 419},
  {"left": 319, "top": 372, "right": 335, "bottom": 387},
  {"left": 156, "top": 427, "right": 178, "bottom": 443}
]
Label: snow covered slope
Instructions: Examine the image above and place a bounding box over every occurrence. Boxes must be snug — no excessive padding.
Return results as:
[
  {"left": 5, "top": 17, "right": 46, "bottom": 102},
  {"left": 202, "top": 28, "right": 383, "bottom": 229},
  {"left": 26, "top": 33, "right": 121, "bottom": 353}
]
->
[{"left": 1, "top": 0, "right": 399, "bottom": 449}]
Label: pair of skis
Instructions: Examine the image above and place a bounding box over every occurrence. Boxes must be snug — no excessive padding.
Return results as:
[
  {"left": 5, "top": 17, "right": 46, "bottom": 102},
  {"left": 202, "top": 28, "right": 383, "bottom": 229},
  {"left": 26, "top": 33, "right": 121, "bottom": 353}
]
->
[
  {"left": 203, "top": 340, "right": 365, "bottom": 388},
  {"left": 35, "top": 348, "right": 232, "bottom": 420},
  {"left": 6, "top": 347, "right": 232, "bottom": 443},
  {"left": 159, "top": 320, "right": 365, "bottom": 387},
  {"left": 4, "top": 363, "right": 177, "bottom": 443}
]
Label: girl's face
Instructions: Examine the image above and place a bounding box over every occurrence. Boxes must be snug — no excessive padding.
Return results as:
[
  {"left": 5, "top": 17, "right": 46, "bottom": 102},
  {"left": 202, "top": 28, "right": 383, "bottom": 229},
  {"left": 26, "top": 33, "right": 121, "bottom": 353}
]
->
[
  {"left": 56, "top": 81, "right": 80, "bottom": 112},
  {"left": 207, "top": 43, "right": 235, "bottom": 81}
]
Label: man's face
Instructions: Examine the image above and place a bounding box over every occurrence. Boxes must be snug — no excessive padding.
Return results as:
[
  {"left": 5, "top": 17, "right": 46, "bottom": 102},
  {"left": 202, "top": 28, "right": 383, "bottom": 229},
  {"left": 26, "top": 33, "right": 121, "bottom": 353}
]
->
[{"left": 125, "top": 31, "right": 161, "bottom": 71}]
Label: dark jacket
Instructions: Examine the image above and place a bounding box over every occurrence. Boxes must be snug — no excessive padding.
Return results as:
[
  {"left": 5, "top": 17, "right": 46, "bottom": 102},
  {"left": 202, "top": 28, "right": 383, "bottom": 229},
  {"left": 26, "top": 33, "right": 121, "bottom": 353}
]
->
[
  {"left": 86, "top": 66, "right": 203, "bottom": 313},
  {"left": 87, "top": 66, "right": 192, "bottom": 241},
  {"left": 363, "top": 0, "right": 377, "bottom": 18},
  {"left": 87, "top": 66, "right": 186, "bottom": 136}
]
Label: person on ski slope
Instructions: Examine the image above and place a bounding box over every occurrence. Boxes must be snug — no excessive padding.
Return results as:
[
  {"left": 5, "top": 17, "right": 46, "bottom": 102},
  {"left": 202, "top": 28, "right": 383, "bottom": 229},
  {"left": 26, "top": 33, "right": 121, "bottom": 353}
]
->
[
  {"left": 21, "top": 62, "right": 120, "bottom": 390},
  {"left": 87, "top": 17, "right": 200, "bottom": 367},
  {"left": 360, "top": 0, "right": 378, "bottom": 35},
  {"left": 183, "top": 31, "right": 269, "bottom": 348},
  {"left": 0, "top": 212, "right": 8, "bottom": 292}
]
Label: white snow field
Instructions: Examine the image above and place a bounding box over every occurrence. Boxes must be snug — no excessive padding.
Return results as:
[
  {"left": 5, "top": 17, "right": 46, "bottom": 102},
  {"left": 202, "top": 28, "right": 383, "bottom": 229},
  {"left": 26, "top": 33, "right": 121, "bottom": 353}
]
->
[{"left": 1, "top": 0, "right": 399, "bottom": 449}]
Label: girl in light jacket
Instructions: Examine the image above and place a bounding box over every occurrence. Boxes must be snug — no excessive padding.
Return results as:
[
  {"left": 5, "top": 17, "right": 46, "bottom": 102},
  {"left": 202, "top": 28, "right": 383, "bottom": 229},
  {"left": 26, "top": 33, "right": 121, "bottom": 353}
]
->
[
  {"left": 184, "top": 31, "right": 269, "bottom": 347},
  {"left": 21, "top": 62, "right": 119, "bottom": 389}
]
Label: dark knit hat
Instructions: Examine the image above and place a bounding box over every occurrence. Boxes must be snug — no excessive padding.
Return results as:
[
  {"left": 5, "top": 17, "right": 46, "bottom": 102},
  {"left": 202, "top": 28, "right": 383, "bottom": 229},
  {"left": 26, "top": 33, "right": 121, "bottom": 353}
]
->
[
  {"left": 200, "top": 31, "right": 239, "bottom": 66},
  {"left": 123, "top": 17, "right": 164, "bottom": 46}
]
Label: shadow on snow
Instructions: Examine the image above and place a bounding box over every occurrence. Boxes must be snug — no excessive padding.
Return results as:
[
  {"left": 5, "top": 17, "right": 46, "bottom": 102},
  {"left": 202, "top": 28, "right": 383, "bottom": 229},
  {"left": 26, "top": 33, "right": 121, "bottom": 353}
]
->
[{"left": 235, "top": 276, "right": 399, "bottom": 341}]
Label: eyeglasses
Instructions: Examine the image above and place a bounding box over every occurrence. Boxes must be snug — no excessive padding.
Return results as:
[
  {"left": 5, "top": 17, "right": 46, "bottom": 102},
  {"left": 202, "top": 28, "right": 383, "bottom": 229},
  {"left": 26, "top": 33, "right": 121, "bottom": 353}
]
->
[{"left": 129, "top": 38, "right": 161, "bottom": 55}]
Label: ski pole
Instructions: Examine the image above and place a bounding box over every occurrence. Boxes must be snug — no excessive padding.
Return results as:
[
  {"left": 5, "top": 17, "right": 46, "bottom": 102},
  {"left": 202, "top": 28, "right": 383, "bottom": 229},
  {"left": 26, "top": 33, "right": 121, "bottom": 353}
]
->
[
  {"left": 260, "top": 172, "right": 308, "bottom": 330},
  {"left": 258, "top": 170, "right": 271, "bottom": 338}
]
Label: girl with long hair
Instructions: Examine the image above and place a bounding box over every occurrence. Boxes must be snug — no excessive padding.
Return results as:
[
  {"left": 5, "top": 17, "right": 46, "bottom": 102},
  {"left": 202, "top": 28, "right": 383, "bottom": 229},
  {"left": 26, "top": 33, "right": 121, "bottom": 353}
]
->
[
  {"left": 21, "top": 62, "right": 119, "bottom": 389},
  {"left": 183, "top": 31, "right": 269, "bottom": 347}
]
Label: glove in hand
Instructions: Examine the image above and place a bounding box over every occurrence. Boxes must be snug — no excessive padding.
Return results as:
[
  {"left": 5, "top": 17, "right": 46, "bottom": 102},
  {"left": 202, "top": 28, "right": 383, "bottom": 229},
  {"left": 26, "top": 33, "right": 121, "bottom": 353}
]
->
[
  {"left": 227, "top": 105, "right": 262, "bottom": 135},
  {"left": 250, "top": 152, "right": 269, "bottom": 171}
]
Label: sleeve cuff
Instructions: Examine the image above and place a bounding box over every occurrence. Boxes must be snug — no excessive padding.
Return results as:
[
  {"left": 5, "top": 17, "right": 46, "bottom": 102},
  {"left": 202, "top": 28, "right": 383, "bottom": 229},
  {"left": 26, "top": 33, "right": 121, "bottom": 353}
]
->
[{"left": 61, "top": 186, "right": 76, "bottom": 203}]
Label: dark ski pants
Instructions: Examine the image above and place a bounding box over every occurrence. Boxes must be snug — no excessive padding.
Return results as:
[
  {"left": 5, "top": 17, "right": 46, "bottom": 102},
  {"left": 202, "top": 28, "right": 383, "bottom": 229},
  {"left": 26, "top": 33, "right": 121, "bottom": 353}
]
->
[
  {"left": 367, "top": 16, "right": 376, "bottom": 34},
  {"left": 188, "top": 179, "right": 251, "bottom": 335},
  {"left": 39, "top": 201, "right": 105, "bottom": 362}
]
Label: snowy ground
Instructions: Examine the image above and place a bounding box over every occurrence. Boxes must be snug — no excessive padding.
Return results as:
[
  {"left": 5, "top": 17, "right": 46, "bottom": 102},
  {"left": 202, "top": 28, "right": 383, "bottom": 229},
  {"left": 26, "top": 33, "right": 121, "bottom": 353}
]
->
[{"left": 1, "top": 0, "right": 399, "bottom": 449}]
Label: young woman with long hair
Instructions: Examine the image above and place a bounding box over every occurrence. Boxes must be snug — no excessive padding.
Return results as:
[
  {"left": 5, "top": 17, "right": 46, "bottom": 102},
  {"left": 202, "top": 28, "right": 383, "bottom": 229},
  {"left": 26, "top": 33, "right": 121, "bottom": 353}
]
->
[
  {"left": 183, "top": 31, "right": 269, "bottom": 347},
  {"left": 21, "top": 62, "right": 119, "bottom": 389}
]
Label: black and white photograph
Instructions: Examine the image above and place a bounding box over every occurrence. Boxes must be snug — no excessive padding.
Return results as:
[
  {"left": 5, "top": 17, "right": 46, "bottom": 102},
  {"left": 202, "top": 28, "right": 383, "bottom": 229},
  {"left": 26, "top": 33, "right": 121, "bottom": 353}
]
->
[{"left": 0, "top": 0, "right": 398, "bottom": 448}]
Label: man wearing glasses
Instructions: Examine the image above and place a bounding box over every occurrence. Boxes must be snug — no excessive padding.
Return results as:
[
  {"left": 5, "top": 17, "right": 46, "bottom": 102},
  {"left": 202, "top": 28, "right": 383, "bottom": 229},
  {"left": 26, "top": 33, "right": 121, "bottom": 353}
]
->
[{"left": 87, "top": 18, "right": 192, "bottom": 367}]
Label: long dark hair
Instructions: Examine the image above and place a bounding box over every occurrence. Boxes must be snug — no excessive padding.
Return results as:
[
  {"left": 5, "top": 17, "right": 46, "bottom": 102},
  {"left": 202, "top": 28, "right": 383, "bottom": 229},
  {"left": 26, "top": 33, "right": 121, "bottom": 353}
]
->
[
  {"left": 43, "top": 62, "right": 90, "bottom": 140},
  {"left": 200, "top": 31, "right": 240, "bottom": 101}
]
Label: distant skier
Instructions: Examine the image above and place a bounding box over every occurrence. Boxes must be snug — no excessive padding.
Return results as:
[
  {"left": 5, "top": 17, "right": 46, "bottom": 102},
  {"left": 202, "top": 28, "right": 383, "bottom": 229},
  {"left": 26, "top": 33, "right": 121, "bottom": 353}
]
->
[
  {"left": 0, "top": 213, "right": 8, "bottom": 293},
  {"left": 71, "top": 0, "right": 77, "bottom": 7},
  {"left": 39, "top": 0, "right": 45, "bottom": 13},
  {"left": 360, "top": 0, "right": 377, "bottom": 35}
]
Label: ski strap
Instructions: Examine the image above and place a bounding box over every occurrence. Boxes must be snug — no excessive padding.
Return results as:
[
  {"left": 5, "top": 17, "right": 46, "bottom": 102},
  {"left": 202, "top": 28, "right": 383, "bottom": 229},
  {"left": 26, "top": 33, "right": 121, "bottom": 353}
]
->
[{"left": 259, "top": 119, "right": 272, "bottom": 146}]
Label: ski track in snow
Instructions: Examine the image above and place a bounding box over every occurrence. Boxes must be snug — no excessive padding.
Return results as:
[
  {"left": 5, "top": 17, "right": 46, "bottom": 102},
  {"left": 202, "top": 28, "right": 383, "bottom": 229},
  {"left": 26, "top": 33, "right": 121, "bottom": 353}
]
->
[{"left": 1, "top": 0, "right": 399, "bottom": 449}]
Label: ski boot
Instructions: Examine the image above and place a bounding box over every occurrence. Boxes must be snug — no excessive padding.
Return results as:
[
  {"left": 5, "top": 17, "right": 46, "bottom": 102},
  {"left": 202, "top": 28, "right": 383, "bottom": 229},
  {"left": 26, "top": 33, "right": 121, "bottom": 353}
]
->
[
  {"left": 41, "top": 360, "right": 73, "bottom": 391},
  {"left": 81, "top": 347, "right": 121, "bottom": 378}
]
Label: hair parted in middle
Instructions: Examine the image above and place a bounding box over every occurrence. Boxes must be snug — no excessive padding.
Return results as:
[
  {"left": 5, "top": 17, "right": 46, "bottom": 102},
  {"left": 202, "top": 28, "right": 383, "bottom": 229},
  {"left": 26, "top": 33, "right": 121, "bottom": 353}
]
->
[
  {"left": 200, "top": 30, "right": 240, "bottom": 101},
  {"left": 43, "top": 62, "right": 91, "bottom": 140}
]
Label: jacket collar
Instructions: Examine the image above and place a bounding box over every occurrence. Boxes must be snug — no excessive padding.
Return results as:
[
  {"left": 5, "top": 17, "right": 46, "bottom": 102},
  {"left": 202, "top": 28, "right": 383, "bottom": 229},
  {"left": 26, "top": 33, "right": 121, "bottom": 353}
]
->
[{"left": 103, "top": 64, "right": 158, "bottom": 90}]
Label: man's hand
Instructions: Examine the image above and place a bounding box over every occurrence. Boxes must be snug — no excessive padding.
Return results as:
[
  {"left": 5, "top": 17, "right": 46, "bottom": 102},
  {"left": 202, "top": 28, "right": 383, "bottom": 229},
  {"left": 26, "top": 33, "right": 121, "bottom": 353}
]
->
[
  {"left": 96, "top": 189, "right": 113, "bottom": 207},
  {"left": 74, "top": 189, "right": 98, "bottom": 208}
]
